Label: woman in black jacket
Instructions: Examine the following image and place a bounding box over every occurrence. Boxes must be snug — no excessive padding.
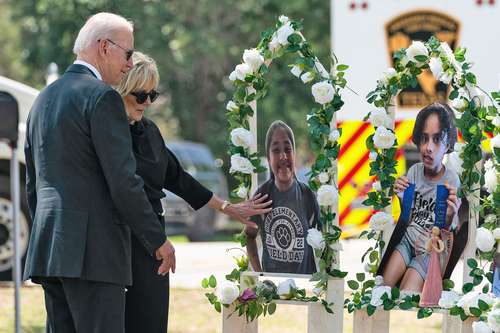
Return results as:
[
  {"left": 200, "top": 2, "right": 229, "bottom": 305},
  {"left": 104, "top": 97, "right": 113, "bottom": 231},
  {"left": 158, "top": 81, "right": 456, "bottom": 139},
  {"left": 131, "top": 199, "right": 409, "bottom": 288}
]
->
[{"left": 116, "top": 52, "right": 271, "bottom": 333}]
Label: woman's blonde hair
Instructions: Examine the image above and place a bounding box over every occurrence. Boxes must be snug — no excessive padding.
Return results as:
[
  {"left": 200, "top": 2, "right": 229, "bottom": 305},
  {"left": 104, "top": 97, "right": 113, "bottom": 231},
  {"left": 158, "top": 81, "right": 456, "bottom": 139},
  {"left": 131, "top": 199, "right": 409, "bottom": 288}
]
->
[{"left": 116, "top": 51, "right": 159, "bottom": 97}]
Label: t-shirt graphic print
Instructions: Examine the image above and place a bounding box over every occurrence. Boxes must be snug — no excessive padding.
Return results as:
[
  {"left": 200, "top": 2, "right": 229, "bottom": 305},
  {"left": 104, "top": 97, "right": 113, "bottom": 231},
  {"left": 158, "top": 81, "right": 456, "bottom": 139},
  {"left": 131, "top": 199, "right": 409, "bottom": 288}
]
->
[{"left": 252, "top": 179, "right": 320, "bottom": 274}]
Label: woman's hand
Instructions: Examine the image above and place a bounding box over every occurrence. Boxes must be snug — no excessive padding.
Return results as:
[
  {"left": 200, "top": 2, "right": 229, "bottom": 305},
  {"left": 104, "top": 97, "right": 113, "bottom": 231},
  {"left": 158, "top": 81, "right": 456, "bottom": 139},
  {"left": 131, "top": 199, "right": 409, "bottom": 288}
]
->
[
  {"left": 394, "top": 176, "right": 410, "bottom": 194},
  {"left": 224, "top": 193, "right": 272, "bottom": 228}
]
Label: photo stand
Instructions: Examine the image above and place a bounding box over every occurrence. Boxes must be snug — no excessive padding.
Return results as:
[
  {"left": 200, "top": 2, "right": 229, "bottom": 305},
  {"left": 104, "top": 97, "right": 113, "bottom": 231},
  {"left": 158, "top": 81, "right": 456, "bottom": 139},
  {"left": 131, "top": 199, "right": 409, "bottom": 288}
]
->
[
  {"left": 350, "top": 98, "right": 480, "bottom": 333},
  {"left": 222, "top": 81, "right": 345, "bottom": 332}
]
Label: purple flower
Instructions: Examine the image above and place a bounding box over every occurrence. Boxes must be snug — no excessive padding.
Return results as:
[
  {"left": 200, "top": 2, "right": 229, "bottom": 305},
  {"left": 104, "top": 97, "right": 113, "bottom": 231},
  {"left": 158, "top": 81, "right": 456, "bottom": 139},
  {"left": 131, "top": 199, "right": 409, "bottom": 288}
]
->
[{"left": 239, "top": 288, "right": 257, "bottom": 302}]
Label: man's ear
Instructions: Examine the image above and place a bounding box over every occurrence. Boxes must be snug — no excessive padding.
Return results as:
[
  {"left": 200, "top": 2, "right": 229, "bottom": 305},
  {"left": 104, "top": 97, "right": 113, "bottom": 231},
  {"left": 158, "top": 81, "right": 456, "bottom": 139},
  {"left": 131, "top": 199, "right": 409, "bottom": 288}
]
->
[{"left": 97, "top": 39, "right": 108, "bottom": 57}]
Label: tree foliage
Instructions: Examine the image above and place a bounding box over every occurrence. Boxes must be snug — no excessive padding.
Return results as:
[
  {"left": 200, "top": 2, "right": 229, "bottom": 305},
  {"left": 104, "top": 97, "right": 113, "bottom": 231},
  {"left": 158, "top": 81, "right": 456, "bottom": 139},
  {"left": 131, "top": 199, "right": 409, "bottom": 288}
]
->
[{"left": 3, "top": 0, "right": 330, "bottom": 178}]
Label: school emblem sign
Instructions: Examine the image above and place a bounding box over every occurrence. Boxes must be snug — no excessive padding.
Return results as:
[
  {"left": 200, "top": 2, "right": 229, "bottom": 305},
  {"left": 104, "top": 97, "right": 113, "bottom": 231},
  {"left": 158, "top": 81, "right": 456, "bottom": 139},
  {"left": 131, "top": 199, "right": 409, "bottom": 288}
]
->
[{"left": 385, "top": 10, "right": 460, "bottom": 108}]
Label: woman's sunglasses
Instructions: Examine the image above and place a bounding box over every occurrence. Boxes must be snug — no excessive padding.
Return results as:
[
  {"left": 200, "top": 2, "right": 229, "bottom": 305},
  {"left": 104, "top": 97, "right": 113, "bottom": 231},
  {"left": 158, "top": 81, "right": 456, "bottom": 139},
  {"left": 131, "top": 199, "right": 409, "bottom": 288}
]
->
[{"left": 130, "top": 90, "right": 160, "bottom": 104}]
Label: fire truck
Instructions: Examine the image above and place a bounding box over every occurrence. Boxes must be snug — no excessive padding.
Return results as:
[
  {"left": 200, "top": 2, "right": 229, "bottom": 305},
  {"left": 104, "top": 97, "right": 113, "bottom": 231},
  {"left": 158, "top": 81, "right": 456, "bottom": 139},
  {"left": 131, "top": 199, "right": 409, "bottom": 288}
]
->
[{"left": 332, "top": 0, "right": 499, "bottom": 237}]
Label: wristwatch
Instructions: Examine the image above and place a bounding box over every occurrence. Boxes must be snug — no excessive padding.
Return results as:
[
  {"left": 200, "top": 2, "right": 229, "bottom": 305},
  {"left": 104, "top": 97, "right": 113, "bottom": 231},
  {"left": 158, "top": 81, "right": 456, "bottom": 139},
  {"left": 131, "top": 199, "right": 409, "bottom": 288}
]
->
[{"left": 220, "top": 200, "right": 230, "bottom": 212}]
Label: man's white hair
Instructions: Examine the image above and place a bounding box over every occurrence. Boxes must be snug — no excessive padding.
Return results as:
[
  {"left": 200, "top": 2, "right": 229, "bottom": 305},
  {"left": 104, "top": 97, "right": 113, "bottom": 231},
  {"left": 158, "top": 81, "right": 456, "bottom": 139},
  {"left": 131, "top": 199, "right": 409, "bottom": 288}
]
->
[{"left": 73, "top": 12, "right": 133, "bottom": 55}]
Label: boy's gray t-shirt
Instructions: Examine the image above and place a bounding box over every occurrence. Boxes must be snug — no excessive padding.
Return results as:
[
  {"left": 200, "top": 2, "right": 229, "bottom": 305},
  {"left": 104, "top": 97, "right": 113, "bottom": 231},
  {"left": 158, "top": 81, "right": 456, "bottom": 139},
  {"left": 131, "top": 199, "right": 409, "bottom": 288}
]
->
[
  {"left": 251, "top": 179, "right": 320, "bottom": 274},
  {"left": 401, "top": 162, "right": 460, "bottom": 255}
]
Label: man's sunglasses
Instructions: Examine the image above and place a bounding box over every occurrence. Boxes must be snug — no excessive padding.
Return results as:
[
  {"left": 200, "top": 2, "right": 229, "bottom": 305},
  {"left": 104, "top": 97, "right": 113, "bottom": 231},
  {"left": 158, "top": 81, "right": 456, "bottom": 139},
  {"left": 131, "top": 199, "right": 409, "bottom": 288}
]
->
[
  {"left": 131, "top": 90, "right": 160, "bottom": 104},
  {"left": 98, "top": 38, "right": 134, "bottom": 61}
]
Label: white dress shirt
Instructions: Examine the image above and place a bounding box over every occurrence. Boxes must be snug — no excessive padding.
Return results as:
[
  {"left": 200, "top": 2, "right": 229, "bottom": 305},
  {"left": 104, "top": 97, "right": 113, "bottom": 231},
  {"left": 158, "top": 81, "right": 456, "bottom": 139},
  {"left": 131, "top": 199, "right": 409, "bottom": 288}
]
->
[{"left": 73, "top": 60, "right": 102, "bottom": 81}]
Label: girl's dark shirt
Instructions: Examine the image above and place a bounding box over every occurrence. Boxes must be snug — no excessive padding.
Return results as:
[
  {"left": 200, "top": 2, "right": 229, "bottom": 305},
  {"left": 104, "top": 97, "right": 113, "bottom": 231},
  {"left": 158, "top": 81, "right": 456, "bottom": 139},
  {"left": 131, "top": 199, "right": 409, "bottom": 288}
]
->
[{"left": 129, "top": 117, "right": 212, "bottom": 226}]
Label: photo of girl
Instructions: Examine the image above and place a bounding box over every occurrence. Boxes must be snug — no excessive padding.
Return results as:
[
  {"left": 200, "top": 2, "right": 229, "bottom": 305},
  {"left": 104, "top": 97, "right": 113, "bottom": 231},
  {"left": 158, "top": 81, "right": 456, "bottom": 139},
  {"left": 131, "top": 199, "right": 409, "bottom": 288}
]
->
[
  {"left": 245, "top": 120, "right": 321, "bottom": 274},
  {"left": 377, "top": 102, "right": 462, "bottom": 298}
]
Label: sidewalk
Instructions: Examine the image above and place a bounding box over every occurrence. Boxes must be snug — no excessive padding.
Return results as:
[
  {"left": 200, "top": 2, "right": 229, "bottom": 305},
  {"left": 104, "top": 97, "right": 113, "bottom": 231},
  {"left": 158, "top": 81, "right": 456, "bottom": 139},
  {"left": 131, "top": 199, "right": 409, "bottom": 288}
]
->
[{"left": 170, "top": 239, "right": 465, "bottom": 289}]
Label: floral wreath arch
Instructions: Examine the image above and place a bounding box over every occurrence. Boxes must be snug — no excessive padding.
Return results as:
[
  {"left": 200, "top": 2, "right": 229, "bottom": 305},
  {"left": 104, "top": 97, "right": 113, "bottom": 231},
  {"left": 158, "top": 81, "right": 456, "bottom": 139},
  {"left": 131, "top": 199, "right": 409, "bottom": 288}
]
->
[
  {"left": 346, "top": 37, "right": 500, "bottom": 327},
  {"left": 202, "top": 15, "right": 349, "bottom": 320}
]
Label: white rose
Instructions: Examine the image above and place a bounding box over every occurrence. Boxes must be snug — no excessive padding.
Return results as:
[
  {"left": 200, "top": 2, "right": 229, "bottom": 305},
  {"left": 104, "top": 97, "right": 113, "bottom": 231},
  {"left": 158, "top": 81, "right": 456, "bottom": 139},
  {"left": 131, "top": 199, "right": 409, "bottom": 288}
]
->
[
  {"left": 374, "top": 275, "right": 385, "bottom": 286},
  {"left": 384, "top": 67, "right": 397, "bottom": 81},
  {"left": 268, "top": 36, "right": 280, "bottom": 52},
  {"left": 278, "top": 15, "right": 289, "bottom": 24},
  {"left": 485, "top": 159, "right": 495, "bottom": 171},
  {"left": 485, "top": 214, "right": 497, "bottom": 225},
  {"left": 454, "top": 142, "right": 465, "bottom": 152},
  {"left": 243, "top": 48, "right": 264, "bottom": 72},
  {"left": 369, "top": 151, "right": 378, "bottom": 161},
  {"left": 372, "top": 181, "right": 382, "bottom": 192},
  {"left": 443, "top": 152, "right": 464, "bottom": 176},
  {"left": 226, "top": 100, "right": 238, "bottom": 112},
  {"left": 234, "top": 63, "right": 253, "bottom": 81},
  {"left": 301, "top": 72, "right": 314, "bottom": 83},
  {"left": 216, "top": 280, "right": 240, "bottom": 305},
  {"left": 492, "top": 116, "right": 500, "bottom": 128},
  {"left": 230, "top": 154, "right": 254, "bottom": 174},
  {"left": 236, "top": 186, "right": 248, "bottom": 199},
  {"left": 369, "top": 108, "right": 392, "bottom": 128},
  {"left": 315, "top": 60, "right": 330, "bottom": 79},
  {"left": 290, "top": 65, "right": 302, "bottom": 78},
  {"left": 229, "top": 71, "right": 237, "bottom": 81},
  {"left": 276, "top": 22, "right": 294, "bottom": 45},
  {"left": 306, "top": 228, "right": 325, "bottom": 250},
  {"left": 451, "top": 98, "right": 467, "bottom": 111},
  {"left": 467, "top": 84, "right": 486, "bottom": 107},
  {"left": 311, "top": 81, "right": 335, "bottom": 105},
  {"left": 364, "top": 262, "right": 371, "bottom": 272},
  {"left": 493, "top": 228, "right": 500, "bottom": 240},
  {"left": 491, "top": 134, "right": 500, "bottom": 149},
  {"left": 317, "top": 185, "right": 338, "bottom": 206},
  {"left": 429, "top": 57, "right": 444, "bottom": 80},
  {"left": 369, "top": 212, "right": 394, "bottom": 232},
  {"left": 457, "top": 291, "right": 478, "bottom": 316},
  {"left": 277, "top": 279, "right": 296, "bottom": 299},
  {"left": 476, "top": 228, "right": 496, "bottom": 252},
  {"left": 440, "top": 71, "right": 453, "bottom": 85},
  {"left": 488, "top": 308, "right": 500, "bottom": 332},
  {"left": 230, "top": 128, "right": 254, "bottom": 149},
  {"left": 312, "top": 287, "right": 323, "bottom": 297},
  {"left": 329, "top": 129, "right": 340, "bottom": 143},
  {"left": 438, "top": 290, "right": 460, "bottom": 309},
  {"left": 405, "top": 41, "right": 429, "bottom": 65},
  {"left": 373, "top": 126, "right": 396, "bottom": 149},
  {"left": 370, "top": 286, "right": 391, "bottom": 307},
  {"left": 484, "top": 168, "right": 498, "bottom": 194},
  {"left": 472, "top": 321, "right": 493, "bottom": 333},
  {"left": 318, "top": 172, "right": 329, "bottom": 184}
]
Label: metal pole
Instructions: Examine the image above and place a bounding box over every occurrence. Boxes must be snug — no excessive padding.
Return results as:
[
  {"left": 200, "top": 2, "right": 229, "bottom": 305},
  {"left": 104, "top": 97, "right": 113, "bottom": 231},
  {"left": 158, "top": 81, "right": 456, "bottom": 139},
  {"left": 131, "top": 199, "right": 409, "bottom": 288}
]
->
[{"left": 10, "top": 143, "right": 21, "bottom": 333}]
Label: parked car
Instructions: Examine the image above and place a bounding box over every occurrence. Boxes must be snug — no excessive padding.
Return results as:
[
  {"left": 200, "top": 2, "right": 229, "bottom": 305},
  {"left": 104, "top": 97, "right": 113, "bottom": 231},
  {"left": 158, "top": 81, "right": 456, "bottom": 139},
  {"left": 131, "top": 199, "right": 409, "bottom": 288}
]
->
[
  {"left": 0, "top": 76, "right": 38, "bottom": 281},
  {"left": 161, "top": 141, "right": 229, "bottom": 241}
]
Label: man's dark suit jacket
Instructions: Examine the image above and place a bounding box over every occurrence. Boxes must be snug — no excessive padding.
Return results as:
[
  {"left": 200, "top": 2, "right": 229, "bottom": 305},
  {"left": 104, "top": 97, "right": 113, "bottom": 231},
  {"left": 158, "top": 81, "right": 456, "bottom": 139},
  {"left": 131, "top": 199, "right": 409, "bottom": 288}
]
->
[{"left": 23, "top": 64, "right": 166, "bottom": 286}]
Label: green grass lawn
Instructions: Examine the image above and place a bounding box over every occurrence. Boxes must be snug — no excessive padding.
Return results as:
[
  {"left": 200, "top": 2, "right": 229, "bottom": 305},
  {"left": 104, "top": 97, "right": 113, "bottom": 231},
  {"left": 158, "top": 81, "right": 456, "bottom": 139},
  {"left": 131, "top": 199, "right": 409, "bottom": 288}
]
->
[{"left": 0, "top": 285, "right": 443, "bottom": 333}]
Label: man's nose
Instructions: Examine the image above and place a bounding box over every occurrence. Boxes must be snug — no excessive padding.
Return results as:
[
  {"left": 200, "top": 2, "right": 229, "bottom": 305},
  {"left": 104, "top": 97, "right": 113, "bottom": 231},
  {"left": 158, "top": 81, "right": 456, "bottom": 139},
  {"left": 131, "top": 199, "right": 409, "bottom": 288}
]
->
[{"left": 279, "top": 152, "right": 287, "bottom": 160}]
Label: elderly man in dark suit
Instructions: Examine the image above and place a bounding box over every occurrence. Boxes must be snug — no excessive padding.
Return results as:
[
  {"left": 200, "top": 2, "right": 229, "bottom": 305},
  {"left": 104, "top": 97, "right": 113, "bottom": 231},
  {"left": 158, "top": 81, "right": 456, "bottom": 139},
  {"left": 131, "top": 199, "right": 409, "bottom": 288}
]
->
[{"left": 23, "top": 12, "right": 176, "bottom": 333}]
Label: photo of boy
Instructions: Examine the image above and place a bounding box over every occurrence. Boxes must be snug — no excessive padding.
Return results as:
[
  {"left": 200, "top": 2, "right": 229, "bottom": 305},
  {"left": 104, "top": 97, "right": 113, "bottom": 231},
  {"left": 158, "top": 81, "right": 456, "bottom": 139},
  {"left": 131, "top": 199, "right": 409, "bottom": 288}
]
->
[{"left": 377, "top": 102, "right": 462, "bottom": 293}]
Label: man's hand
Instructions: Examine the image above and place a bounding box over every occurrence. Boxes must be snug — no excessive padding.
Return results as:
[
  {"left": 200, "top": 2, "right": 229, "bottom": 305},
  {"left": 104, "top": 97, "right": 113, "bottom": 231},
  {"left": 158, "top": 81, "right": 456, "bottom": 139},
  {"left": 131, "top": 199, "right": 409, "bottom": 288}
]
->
[
  {"left": 155, "top": 239, "right": 176, "bottom": 276},
  {"left": 223, "top": 193, "right": 272, "bottom": 228}
]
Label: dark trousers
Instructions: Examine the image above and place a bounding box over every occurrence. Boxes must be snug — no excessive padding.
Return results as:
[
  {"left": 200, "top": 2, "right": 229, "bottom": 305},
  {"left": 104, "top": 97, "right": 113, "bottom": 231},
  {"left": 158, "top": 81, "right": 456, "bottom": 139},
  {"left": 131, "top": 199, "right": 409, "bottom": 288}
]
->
[
  {"left": 41, "top": 278, "right": 126, "bottom": 333},
  {"left": 125, "top": 235, "right": 169, "bottom": 333}
]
